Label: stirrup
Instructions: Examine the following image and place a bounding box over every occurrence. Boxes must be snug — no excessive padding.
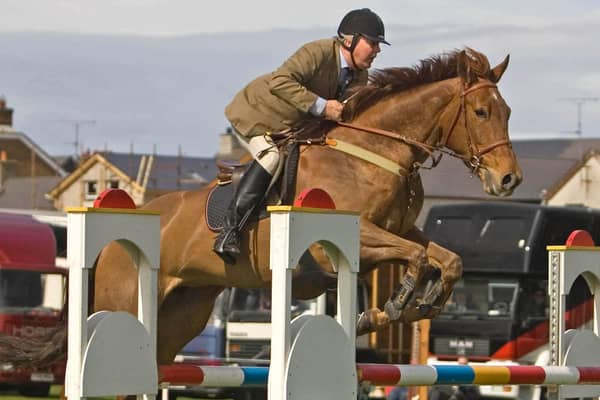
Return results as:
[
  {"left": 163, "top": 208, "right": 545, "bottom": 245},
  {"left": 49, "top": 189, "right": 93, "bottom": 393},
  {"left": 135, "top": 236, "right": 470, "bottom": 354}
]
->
[{"left": 213, "top": 228, "right": 240, "bottom": 264}]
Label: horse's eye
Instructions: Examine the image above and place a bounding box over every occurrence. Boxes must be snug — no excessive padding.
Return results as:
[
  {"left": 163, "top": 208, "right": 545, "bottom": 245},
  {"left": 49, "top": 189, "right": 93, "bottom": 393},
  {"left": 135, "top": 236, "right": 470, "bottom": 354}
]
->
[{"left": 474, "top": 108, "right": 488, "bottom": 118}]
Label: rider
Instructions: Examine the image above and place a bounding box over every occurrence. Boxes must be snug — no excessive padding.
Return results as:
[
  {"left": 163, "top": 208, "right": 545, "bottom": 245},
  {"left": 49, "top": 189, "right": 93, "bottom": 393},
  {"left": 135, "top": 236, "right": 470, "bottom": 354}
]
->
[{"left": 214, "top": 8, "right": 389, "bottom": 264}]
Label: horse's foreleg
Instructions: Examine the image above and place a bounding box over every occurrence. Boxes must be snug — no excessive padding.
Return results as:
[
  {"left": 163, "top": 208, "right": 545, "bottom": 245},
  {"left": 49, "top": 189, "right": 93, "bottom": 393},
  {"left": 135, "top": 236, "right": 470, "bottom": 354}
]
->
[
  {"left": 402, "top": 226, "right": 463, "bottom": 318},
  {"left": 421, "top": 240, "right": 463, "bottom": 315},
  {"left": 356, "top": 219, "right": 429, "bottom": 335}
]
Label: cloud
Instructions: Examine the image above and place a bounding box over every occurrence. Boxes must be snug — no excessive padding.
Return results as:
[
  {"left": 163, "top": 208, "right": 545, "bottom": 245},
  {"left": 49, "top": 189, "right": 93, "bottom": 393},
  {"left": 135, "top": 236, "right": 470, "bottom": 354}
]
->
[
  {"left": 576, "top": 74, "right": 600, "bottom": 93},
  {"left": 0, "top": 4, "right": 599, "bottom": 156},
  {"left": 1, "top": 1, "right": 599, "bottom": 35}
]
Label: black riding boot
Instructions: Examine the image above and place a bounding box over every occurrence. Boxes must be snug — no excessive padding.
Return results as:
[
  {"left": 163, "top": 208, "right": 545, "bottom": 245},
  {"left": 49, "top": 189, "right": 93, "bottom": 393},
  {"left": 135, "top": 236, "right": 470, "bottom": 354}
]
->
[{"left": 213, "top": 161, "right": 272, "bottom": 264}]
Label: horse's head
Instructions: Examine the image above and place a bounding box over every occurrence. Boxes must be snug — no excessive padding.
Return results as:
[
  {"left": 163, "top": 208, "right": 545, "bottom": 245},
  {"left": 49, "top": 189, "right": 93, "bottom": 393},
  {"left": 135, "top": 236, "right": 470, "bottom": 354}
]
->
[{"left": 442, "top": 48, "right": 522, "bottom": 196}]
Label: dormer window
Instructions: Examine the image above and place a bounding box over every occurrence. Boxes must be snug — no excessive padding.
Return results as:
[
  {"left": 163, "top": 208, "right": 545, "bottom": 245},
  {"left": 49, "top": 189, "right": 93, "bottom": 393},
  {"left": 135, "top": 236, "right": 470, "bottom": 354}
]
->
[{"left": 84, "top": 180, "right": 97, "bottom": 200}]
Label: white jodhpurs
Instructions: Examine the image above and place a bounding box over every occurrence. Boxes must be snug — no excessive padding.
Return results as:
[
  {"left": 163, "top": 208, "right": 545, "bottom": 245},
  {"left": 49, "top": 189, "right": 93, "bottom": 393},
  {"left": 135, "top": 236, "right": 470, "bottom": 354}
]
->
[{"left": 234, "top": 131, "right": 281, "bottom": 176}]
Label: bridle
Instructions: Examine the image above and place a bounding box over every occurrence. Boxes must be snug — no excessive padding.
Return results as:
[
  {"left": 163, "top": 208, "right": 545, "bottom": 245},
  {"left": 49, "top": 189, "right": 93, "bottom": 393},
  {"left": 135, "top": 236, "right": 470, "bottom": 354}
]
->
[
  {"left": 336, "top": 79, "right": 512, "bottom": 174},
  {"left": 440, "top": 80, "right": 512, "bottom": 172}
]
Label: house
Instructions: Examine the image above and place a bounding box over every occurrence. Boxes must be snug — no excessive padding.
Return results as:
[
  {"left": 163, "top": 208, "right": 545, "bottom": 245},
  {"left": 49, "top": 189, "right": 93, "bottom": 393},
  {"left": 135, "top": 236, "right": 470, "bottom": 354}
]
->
[
  {"left": 543, "top": 149, "right": 600, "bottom": 208},
  {"left": 0, "top": 98, "right": 66, "bottom": 210},
  {"left": 46, "top": 127, "right": 247, "bottom": 210},
  {"left": 46, "top": 151, "right": 218, "bottom": 210}
]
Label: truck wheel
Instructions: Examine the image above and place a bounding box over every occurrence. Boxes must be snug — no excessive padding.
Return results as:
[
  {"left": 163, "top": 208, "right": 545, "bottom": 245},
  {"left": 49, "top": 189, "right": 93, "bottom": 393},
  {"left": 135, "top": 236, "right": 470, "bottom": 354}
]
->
[{"left": 18, "top": 383, "right": 51, "bottom": 397}]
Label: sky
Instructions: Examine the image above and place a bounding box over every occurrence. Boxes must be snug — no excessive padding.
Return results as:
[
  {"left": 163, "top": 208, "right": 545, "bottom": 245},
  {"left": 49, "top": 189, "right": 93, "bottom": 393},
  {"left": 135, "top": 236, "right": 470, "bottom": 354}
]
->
[
  {"left": 0, "top": 1, "right": 599, "bottom": 157},
  {"left": 1, "top": 1, "right": 597, "bottom": 35}
]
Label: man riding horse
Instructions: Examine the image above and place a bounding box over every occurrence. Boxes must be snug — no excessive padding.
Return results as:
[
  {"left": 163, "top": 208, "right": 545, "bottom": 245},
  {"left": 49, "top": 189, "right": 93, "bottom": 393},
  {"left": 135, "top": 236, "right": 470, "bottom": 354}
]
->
[{"left": 214, "top": 8, "right": 389, "bottom": 264}]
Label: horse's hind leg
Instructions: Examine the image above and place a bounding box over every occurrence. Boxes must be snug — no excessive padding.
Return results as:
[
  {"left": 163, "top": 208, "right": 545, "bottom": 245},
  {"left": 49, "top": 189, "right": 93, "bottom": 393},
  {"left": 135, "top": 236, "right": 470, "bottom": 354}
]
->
[{"left": 155, "top": 285, "right": 224, "bottom": 364}]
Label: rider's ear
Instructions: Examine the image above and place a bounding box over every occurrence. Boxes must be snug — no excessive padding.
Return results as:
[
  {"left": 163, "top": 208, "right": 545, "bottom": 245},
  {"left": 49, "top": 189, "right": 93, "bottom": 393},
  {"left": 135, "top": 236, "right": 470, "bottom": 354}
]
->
[
  {"left": 489, "top": 54, "right": 510, "bottom": 83},
  {"left": 457, "top": 50, "right": 477, "bottom": 85}
]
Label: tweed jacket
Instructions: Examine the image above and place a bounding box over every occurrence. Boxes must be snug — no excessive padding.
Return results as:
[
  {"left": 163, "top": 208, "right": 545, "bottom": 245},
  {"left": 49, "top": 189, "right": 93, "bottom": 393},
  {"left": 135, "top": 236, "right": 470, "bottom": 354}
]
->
[{"left": 225, "top": 38, "right": 368, "bottom": 137}]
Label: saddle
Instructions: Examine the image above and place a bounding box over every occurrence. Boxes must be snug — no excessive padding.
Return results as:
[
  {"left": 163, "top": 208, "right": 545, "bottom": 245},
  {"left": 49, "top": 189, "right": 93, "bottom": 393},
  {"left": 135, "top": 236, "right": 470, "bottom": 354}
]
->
[{"left": 205, "top": 120, "right": 338, "bottom": 232}]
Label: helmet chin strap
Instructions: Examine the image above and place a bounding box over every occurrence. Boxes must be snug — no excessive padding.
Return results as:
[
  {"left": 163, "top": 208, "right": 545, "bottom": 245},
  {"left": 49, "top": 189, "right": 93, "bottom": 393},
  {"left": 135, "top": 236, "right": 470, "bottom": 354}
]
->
[{"left": 340, "top": 34, "right": 360, "bottom": 70}]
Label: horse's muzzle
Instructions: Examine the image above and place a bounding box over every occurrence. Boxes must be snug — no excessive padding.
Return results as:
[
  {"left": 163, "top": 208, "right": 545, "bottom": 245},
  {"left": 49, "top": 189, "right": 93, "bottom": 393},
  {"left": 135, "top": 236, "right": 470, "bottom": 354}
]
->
[{"left": 483, "top": 169, "right": 522, "bottom": 196}]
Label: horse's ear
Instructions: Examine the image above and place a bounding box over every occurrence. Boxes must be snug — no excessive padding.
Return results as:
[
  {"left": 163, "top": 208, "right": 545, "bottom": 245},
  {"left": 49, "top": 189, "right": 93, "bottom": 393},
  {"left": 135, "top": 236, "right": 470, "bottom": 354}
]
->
[
  {"left": 457, "top": 50, "right": 476, "bottom": 85},
  {"left": 490, "top": 54, "right": 510, "bottom": 83}
]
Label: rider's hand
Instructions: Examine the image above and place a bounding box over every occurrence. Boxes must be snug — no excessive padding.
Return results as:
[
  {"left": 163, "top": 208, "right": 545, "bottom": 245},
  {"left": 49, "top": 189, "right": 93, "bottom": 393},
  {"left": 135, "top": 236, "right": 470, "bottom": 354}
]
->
[{"left": 323, "top": 100, "right": 344, "bottom": 121}]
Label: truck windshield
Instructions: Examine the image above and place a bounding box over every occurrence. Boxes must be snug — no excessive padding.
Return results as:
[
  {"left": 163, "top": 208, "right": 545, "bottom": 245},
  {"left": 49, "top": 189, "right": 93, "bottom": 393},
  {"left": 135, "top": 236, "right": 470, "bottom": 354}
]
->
[
  {"left": 427, "top": 214, "right": 532, "bottom": 272},
  {"left": 0, "top": 270, "right": 65, "bottom": 312},
  {"left": 442, "top": 278, "right": 518, "bottom": 317}
]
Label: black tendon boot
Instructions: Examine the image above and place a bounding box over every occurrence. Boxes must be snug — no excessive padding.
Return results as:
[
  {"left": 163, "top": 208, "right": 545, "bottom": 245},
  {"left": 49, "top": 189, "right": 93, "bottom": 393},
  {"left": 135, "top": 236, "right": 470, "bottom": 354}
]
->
[{"left": 213, "top": 161, "right": 272, "bottom": 264}]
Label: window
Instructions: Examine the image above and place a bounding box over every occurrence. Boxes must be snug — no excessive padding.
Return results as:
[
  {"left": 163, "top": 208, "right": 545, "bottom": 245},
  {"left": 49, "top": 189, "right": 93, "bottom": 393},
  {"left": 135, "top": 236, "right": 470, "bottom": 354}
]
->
[
  {"left": 442, "top": 278, "right": 518, "bottom": 317},
  {"left": 478, "top": 217, "right": 529, "bottom": 249},
  {"left": 84, "top": 180, "right": 98, "bottom": 200},
  {"left": 430, "top": 217, "right": 473, "bottom": 247},
  {"left": 106, "top": 180, "right": 119, "bottom": 189},
  {"left": 488, "top": 282, "right": 518, "bottom": 316},
  {"left": 0, "top": 270, "right": 65, "bottom": 311}
]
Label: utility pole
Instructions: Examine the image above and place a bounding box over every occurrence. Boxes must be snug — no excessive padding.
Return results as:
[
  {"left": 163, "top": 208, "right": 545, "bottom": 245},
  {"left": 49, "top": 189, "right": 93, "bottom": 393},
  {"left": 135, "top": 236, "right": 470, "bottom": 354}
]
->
[
  {"left": 559, "top": 97, "right": 599, "bottom": 137},
  {"left": 61, "top": 119, "right": 96, "bottom": 155}
]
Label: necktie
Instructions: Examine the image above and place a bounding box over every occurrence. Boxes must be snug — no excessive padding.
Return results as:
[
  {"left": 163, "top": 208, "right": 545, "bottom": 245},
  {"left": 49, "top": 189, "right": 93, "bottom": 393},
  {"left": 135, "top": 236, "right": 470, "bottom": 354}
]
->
[{"left": 337, "top": 67, "right": 354, "bottom": 99}]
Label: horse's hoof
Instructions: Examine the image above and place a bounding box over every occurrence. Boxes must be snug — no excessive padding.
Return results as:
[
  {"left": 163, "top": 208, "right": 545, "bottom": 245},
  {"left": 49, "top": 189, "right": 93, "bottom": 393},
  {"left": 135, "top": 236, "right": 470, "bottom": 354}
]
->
[
  {"left": 384, "top": 299, "right": 403, "bottom": 321},
  {"left": 416, "top": 304, "right": 441, "bottom": 318},
  {"left": 356, "top": 309, "right": 387, "bottom": 336},
  {"left": 421, "top": 276, "right": 443, "bottom": 305}
]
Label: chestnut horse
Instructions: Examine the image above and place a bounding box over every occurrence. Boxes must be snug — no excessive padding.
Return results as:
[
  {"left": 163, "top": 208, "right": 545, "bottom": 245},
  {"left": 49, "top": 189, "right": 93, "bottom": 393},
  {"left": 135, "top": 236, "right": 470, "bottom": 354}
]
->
[{"left": 0, "top": 48, "right": 521, "bottom": 367}]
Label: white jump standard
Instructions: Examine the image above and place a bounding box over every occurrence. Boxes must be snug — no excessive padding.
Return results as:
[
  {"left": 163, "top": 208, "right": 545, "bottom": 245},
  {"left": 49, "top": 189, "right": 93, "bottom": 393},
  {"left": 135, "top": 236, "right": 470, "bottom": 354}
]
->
[
  {"left": 268, "top": 203, "right": 360, "bottom": 400},
  {"left": 547, "top": 230, "right": 600, "bottom": 400},
  {"left": 65, "top": 200, "right": 160, "bottom": 400}
]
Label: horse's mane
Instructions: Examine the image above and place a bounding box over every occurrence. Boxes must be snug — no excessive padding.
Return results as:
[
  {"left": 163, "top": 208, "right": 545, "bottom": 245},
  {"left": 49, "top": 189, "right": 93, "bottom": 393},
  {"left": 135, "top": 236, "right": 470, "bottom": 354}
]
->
[{"left": 342, "top": 47, "right": 491, "bottom": 120}]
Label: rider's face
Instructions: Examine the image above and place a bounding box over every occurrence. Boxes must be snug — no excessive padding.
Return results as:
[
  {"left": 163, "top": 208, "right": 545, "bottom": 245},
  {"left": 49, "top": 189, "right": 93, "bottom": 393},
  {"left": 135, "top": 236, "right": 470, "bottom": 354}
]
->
[{"left": 351, "top": 36, "right": 381, "bottom": 70}]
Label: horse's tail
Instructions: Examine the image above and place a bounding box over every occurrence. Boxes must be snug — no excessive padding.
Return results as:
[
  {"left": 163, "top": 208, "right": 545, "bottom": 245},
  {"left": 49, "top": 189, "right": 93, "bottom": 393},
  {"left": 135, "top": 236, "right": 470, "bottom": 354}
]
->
[{"left": 0, "top": 323, "right": 67, "bottom": 367}]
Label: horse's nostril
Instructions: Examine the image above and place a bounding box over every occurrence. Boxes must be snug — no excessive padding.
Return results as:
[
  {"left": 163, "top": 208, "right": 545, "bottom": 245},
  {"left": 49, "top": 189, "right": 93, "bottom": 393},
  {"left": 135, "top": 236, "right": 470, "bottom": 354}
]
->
[{"left": 502, "top": 173, "right": 514, "bottom": 187}]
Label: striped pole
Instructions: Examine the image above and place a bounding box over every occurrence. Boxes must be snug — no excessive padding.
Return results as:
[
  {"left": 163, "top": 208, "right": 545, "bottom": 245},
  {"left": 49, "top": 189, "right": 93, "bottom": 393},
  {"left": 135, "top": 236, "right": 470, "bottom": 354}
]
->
[{"left": 158, "top": 364, "right": 600, "bottom": 388}]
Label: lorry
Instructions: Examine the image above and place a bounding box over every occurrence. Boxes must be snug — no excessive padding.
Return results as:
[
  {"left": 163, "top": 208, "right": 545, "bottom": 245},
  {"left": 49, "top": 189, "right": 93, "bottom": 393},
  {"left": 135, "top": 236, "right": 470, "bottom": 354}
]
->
[
  {"left": 0, "top": 212, "right": 67, "bottom": 396},
  {"left": 422, "top": 202, "right": 596, "bottom": 400}
]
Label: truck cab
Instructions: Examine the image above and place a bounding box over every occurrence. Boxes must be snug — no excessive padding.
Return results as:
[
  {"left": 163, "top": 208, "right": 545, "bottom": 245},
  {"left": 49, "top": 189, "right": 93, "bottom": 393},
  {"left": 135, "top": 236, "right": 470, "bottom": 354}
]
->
[
  {"left": 423, "top": 202, "right": 596, "bottom": 400},
  {"left": 0, "top": 213, "right": 67, "bottom": 397}
]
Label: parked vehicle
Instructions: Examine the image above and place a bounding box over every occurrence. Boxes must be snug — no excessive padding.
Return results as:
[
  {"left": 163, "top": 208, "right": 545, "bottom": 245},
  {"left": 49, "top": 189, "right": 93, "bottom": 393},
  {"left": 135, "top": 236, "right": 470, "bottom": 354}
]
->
[
  {"left": 0, "top": 213, "right": 67, "bottom": 397},
  {"left": 423, "top": 202, "right": 596, "bottom": 400}
]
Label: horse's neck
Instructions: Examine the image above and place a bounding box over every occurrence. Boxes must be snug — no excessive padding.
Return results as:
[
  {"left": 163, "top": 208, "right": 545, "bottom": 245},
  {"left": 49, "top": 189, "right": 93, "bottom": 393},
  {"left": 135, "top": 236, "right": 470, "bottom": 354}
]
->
[{"left": 356, "top": 78, "right": 461, "bottom": 149}]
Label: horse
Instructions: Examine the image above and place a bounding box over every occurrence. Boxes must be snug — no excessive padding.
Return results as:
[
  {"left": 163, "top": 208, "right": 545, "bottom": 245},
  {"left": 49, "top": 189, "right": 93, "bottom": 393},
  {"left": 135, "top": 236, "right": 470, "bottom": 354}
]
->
[{"left": 0, "top": 47, "right": 522, "bottom": 368}]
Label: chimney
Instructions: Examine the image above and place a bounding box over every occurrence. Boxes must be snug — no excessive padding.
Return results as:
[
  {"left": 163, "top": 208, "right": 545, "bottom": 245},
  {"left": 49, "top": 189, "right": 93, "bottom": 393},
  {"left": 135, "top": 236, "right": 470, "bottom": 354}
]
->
[
  {"left": 0, "top": 97, "right": 13, "bottom": 127},
  {"left": 216, "top": 127, "right": 247, "bottom": 160}
]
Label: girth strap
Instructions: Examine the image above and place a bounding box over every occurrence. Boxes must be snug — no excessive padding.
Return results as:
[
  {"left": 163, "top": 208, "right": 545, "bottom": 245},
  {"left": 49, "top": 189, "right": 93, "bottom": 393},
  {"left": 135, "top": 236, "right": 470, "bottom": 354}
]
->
[{"left": 325, "top": 137, "right": 410, "bottom": 177}]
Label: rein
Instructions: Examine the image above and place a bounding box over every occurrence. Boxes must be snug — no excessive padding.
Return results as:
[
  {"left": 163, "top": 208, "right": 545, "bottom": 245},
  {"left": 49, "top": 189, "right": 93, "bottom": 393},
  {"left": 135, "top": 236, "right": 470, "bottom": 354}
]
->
[{"left": 335, "top": 79, "right": 511, "bottom": 173}]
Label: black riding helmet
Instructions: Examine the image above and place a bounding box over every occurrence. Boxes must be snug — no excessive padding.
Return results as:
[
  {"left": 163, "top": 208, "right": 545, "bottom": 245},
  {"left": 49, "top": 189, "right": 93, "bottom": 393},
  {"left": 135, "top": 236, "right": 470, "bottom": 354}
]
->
[{"left": 337, "top": 8, "right": 390, "bottom": 51}]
